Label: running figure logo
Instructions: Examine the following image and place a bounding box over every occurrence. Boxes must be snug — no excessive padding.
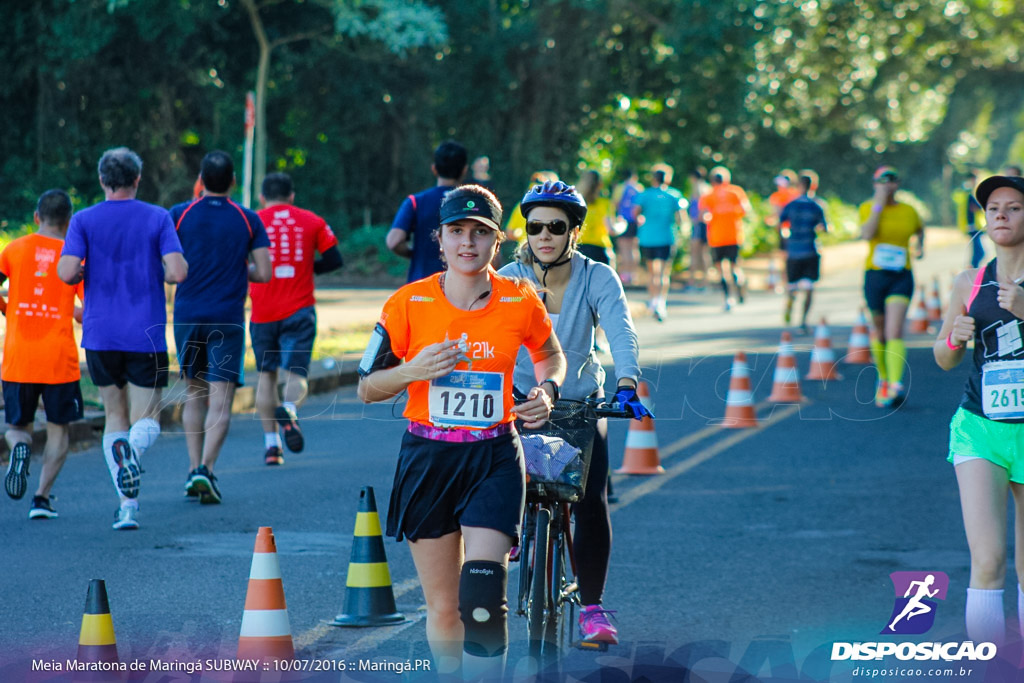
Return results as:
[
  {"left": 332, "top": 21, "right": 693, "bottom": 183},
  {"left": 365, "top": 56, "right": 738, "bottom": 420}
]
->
[{"left": 881, "top": 571, "right": 948, "bottom": 635}]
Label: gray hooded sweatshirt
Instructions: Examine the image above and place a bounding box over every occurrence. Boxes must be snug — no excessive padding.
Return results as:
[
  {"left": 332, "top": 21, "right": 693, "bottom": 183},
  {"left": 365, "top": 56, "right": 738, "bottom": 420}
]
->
[{"left": 498, "top": 253, "right": 641, "bottom": 399}]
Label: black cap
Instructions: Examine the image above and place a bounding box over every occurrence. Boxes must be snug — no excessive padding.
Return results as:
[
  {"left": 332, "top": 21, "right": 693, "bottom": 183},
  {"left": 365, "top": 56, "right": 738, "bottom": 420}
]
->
[
  {"left": 438, "top": 188, "right": 501, "bottom": 231},
  {"left": 975, "top": 175, "right": 1024, "bottom": 209}
]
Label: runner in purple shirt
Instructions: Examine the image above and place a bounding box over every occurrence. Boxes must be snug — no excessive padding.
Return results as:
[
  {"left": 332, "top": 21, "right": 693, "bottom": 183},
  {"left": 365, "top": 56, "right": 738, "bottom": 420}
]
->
[{"left": 58, "top": 147, "right": 188, "bottom": 531}]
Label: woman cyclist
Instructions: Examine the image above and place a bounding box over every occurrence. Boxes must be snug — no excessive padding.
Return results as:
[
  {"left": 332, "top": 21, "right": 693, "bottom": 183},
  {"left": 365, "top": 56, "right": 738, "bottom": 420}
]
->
[
  {"left": 498, "top": 180, "right": 652, "bottom": 647},
  {"left": 935, "top": 175, "right": 1024, "bottom": 648},
  {"left": 357, "top": 185, "right": 567, "bottom": 678}
]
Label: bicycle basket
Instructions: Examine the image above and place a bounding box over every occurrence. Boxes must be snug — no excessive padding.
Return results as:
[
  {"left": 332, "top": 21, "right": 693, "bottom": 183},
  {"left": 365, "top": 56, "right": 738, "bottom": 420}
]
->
[{"left": 517, "top": 399, "right": 598, "bottom": 502}]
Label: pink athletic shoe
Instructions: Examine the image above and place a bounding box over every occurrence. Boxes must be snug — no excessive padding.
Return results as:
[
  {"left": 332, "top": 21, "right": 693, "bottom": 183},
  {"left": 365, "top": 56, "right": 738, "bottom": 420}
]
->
[{"left": 578, "top": 604, "right": 618, "bottom": 645}]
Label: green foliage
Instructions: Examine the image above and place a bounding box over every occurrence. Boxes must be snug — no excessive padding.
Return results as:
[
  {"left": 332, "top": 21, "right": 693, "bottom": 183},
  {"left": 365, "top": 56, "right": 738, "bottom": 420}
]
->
[
  {"left": 338, "top": 224, "right": 408, "bottom": 281},
  {"left": 1, "top": 0, "right": 1023, "bottom": 272}
]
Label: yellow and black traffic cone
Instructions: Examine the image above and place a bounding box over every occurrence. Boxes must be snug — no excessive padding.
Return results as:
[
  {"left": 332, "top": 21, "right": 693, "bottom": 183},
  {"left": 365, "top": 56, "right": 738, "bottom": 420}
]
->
[
  {"left": 331, "top": 487, "right": 405, "bottom": 627},
  {"left": 76, "top": 579, "right": 118, "bottom": 665}
]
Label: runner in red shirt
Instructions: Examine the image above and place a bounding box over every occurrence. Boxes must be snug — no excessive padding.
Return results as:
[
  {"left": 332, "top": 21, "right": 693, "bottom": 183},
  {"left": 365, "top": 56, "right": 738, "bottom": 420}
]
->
[{"left": 251, "top": 173, "right": 343, "bottom": 465}]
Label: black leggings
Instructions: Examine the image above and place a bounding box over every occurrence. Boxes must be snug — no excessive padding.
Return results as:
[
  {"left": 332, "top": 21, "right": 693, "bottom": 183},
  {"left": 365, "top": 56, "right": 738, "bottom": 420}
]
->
[{"left": 572, "top": 417, "right": 611, "bottom": 606}]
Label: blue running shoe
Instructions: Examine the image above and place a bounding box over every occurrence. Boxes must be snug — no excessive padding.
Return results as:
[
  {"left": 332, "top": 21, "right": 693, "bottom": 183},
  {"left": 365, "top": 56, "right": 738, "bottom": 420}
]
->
[{"left": 112, "top": 439, "right": 140, "bottom": 499}]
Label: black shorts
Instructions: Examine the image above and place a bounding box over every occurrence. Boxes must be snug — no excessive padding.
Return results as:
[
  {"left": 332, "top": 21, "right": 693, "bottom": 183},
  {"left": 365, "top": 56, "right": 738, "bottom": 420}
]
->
[
  {"left": 691, "top": 222, "right": 708, "bottom": 243},
  {"left": 640, "top": 245, "right": 674, "bottom": 262},
  {"left": 864, "top": 269, "right": 915, "bottom": 313},
  {"left": 175, "top": 322, "right": 246, "bottom": 385},
  {"left": 577, "top": 244, "right": 611, "bottom": 265},
  {"left": 85, "top": 350, "right": 169, "bottom": 389},
  {"left": 250, "top": 306, "right": 317, "bottom": 377},
  {"left": 618, "top": 221, "right": 638, "bottom": 240},
  {"left": 3, "top": 380, "right": 84, "bottom": 426},
  {"left": 387, "top": 431, "right": 525, "bottom": 543},
  {"left": 710, "top": 244, "right": 741, "bottom": 264},
  {"left": 786, "top": 255, "right": 821, "bottom": 285}
]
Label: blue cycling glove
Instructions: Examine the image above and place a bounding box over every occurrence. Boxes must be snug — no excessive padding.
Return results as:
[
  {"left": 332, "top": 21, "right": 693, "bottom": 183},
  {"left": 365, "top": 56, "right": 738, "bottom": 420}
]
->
[{"left": 614, "top": 385, "right": 654, "bottom": 420}]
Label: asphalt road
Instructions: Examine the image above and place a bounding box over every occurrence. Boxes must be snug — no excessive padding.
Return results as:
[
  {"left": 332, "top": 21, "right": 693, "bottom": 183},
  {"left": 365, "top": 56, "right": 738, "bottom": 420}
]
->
[{"left": 2, "top": 237, "right": 1019, "bottom": 683}]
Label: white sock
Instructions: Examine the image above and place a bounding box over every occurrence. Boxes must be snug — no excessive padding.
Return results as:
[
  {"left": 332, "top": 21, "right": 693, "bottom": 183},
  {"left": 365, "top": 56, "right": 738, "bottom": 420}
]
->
[
  {"left": 102, "top": 432, "right": 131, "bottom": 503},
  {"left": 265, "top": 432, "right": 282, "bottom": 450},
  {"left": 966, "top": 587, "right": 1005, "bottom": 646},
  {"left": 1018, "top": 585, "right": 1024, "bottom": 640},
  {"left": 282, "top": 401, "right": 297, "bottom": 415},
  {"left": 128, "top": 417, "right": 160, "bottom": 457}
]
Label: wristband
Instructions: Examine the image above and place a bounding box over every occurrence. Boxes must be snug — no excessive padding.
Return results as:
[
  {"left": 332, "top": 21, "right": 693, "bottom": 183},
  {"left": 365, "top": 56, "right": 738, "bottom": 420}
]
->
[
  {"left": 871, "top": 204, "right": 884, "bottom": 214},
  {"left": 542, "top": 379, "right": 560, "bottom": 402},
  {"left": 946, "top": 335, "right": 964, "bottom": 351}
]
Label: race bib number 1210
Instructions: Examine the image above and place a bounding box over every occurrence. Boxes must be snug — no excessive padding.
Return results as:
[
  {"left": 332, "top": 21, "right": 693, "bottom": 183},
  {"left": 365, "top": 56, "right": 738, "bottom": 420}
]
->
[{"left": 429, "top": 371, "right": 503, "bottom": 428}]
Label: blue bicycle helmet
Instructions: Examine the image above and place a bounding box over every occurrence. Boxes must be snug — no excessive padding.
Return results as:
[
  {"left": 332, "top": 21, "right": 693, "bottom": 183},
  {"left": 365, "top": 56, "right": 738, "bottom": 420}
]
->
[{"left": 519, "top": 180, "right": 588, "bottom": 228}]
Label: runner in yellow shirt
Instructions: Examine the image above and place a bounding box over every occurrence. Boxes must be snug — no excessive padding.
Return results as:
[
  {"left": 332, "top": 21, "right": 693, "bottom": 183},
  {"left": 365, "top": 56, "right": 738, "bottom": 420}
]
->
[{"left": 859, "top": 166, "right": 924, "bottom": 407}]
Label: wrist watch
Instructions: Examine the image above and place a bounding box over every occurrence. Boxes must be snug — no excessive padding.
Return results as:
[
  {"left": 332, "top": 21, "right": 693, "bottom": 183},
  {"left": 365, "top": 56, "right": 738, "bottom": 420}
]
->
[{"left": 542, "top": 379, "right": 560, "bottom": 402}]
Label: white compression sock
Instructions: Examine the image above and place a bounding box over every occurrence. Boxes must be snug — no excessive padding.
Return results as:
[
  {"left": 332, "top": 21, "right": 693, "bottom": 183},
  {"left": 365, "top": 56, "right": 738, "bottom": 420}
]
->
[
  {"left": 282, "top": 401, "right": 297, "bottom": 415},
  {"left": 128, "top": 417, "right": 160, "bottom": 457},
  {"left": 966, "top": 587, "right": 1005, "bottom": 646},
  {"left": 1018, "top": 585, "right": 1024, "bottom": 640},
  {"left": 265, "top": 432, "right": 282, "bottom": 450},
  {"left": 102, "top": 431, "right": 131, "bottom": 505}
]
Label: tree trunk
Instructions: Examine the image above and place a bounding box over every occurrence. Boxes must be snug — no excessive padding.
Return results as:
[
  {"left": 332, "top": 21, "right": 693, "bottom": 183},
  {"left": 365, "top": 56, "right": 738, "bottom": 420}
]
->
[{"left": 242, "top": 0, "right": 271, "bottom": 202}]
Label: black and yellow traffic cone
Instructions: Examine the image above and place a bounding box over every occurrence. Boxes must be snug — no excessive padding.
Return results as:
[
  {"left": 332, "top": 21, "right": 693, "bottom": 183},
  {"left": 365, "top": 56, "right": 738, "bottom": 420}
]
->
[
  {"left": 331, "top": 487, "right": 405, "bottom": 627},
  {"left": 76, "top": 579, "right": 118, "bottom": 665}
]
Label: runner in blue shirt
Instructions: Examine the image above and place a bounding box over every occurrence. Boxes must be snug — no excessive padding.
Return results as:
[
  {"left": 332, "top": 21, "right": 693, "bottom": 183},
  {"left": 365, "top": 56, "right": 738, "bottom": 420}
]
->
[
  {"left": 58, "top": 147, "right": 188, "bottom": 530},
  {"left": 779, "top": 170, "right": 828, "bottom": 334},
  {"left": 387, "top": 141, "right": 468, "bottom": 282},
  {"left": 632, "top": 164, "right": 686, "bottom": 322},
  {"left": 169, "top": 151, "right": 271, "bottom": 505}
]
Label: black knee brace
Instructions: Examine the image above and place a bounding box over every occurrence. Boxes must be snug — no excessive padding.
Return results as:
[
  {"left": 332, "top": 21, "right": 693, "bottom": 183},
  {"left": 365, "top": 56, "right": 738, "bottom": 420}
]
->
[{"left": 458, "top": 560, "right": 508, "bottom": 658}]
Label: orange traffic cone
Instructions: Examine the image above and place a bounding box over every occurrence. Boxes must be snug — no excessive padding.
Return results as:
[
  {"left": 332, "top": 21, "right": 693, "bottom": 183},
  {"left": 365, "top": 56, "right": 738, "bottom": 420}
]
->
[
  {"left": 722, "top": 352, "right": 758, "bottom": 428},
  {"left": 846, "top": 309, "right": 872, "bottom": 364},
  {"left": 332, "top": 487, "right": 405, "bottom": 627},
  {"left": 238, "top": 527, "right": 294, "bottom": 662},
  {"left": 927, "top": 278, "right": 943, "bottom": 324},
  {"left": 909, "top": 287, "right": 929, "bottom": 333},
  {"left": 77, "top": 579, "right": 118, "bottom": 666},
  {"left": 615, "top": 381, "right": 663, "bottom": 474},
  {"left": 806, "top": 318, "right": 843, "bottom": 381},
  {"left": 767, "top": 332, "right": 804, "bottom": 403}
]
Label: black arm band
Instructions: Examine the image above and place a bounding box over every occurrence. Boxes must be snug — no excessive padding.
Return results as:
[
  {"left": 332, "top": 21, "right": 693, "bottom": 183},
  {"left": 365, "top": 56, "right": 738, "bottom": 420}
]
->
[
  {"left": 358, "top": 323, "right": 401, "bottom": 377},
  {"left": 314, "top": 246, "right": 343, "bottom": 274}
]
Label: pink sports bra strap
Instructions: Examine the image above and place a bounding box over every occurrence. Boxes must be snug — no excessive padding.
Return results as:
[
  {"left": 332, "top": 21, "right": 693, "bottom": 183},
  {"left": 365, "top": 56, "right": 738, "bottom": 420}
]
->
[{"left": 965, "top": 265, "right": 988, "bottom": 312}]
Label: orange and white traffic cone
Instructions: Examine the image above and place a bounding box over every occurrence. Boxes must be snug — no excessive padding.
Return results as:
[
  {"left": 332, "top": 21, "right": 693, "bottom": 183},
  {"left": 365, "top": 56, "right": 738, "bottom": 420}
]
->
[
  {"left": 767, "top": 332, "right": 804, "bottom": 403},
  {"left": 927, "top": 278, "right": 943, "bottom": 324},
  {"left": 909, "top": 287, "right": 929, "bottom": 334},
  {"left": 238, "top": 527, "right": 294, "bottom": 663},
  {"left": 721, "top": 352, "right": 758, "bottom": 428},
  {"left": 846, "top": 309, "right": 872, "bottom": 365},
  {"left": 615, "top": 381, "right": 663, "bottom": 474},
  {"left": 806, "top": 318, "right": 843, "bottom": 381}
]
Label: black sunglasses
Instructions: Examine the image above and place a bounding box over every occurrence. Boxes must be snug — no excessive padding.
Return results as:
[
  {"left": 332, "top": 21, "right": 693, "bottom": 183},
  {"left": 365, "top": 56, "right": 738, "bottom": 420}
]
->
[{"left": 525, "top": 219, "right": 569, "bottom": 236}]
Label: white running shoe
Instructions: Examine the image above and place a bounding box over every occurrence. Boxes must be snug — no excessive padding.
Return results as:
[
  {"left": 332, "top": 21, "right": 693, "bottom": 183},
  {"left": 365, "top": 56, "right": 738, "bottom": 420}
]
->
[{"left": 112, "top": 505, "right": 139, "bottom": 530}]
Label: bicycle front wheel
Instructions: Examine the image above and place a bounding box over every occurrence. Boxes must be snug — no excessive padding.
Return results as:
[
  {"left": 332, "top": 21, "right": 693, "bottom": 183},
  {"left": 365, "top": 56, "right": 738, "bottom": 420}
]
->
[{"left": 527, "top": 506, "right": 550, "bottom": 659}]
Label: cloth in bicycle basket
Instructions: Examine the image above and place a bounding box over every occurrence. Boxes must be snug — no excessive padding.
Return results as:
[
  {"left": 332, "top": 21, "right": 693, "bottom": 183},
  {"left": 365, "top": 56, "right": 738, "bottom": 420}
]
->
[{"left": 519, "top": 433, "right": 582, "bottom": 484}]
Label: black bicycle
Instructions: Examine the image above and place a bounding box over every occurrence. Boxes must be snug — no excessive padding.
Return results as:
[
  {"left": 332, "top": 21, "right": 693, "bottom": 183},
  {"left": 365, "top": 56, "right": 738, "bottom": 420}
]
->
[{"left": 514, "top": 397, "right": 630, "bottom": 664}]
